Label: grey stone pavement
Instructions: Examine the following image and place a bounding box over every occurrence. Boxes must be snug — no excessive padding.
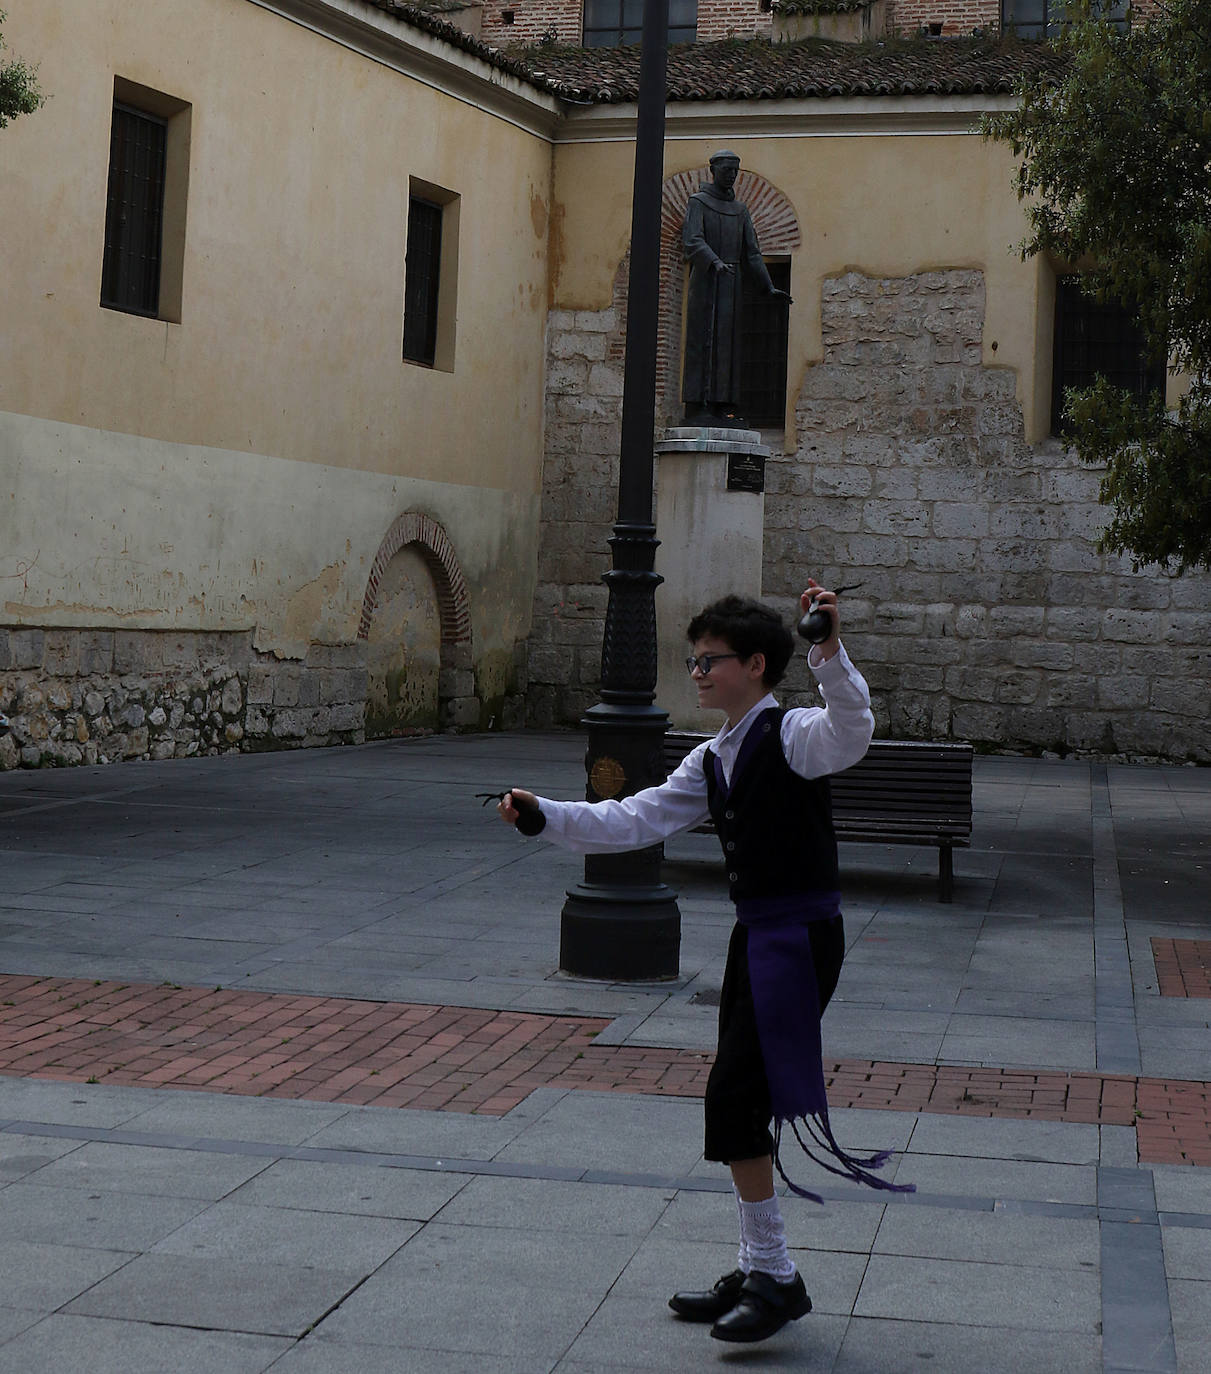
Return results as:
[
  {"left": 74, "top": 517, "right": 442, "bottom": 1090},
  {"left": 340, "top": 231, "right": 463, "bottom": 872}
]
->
[{"left": 0, "top": 730, "right": 1209, "bottom": 1372}]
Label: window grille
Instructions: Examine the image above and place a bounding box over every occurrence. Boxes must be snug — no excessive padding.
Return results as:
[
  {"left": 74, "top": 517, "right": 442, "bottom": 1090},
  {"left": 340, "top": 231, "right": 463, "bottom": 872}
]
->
[
  {"left": 1051, "top": 277, "right": 1166, "bottom": 436},
  {"left": 101, "top": 103, "right": 168, "bottom": 316},
  {"left": 583, "top": 0, "right": 696, "bottom": 47},
  {"left": 403, "top": 198, "right": 444, "bottom": 367},
  {"left": 739, "top": 260, "right": 791, "bottom": 430}
]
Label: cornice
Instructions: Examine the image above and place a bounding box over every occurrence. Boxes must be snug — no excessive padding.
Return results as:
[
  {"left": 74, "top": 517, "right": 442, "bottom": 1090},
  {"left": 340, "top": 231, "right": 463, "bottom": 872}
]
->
[{"left": 554, "top": 92, "right": 1018, "bottom": 143}]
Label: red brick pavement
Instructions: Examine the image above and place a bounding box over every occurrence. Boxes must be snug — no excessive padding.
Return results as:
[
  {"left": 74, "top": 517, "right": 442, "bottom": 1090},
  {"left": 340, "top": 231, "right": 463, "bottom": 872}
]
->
[
  {"left": 1152, "top": 938, "right": 1211, "bottom": 999},
  {"left": 1, "top": 974, "right": 1208, "bottom": 1167}
]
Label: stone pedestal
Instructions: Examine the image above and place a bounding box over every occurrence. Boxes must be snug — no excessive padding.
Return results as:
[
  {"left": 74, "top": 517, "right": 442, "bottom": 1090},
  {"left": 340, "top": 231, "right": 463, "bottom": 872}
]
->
[{"left": 653, "top": 426, "right": 768, "bottom": 731}]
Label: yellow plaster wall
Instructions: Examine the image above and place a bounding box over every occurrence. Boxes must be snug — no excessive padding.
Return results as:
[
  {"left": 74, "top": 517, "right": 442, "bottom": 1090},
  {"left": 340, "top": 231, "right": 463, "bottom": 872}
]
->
[
  {"left": 551, "top": 130, "right": 1047, "bottom": 438},
  {"left": 0, "top": 0, "right": 551, "bottom": 651}
]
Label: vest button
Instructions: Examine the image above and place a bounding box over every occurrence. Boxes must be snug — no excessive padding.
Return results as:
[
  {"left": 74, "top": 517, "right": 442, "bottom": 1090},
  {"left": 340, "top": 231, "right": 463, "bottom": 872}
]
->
[
  {"left": 725, "top": 810, "right": 735, "bottom": 820},
  {"left": 725, "top": 841, "right": 736, "bottom": 852},
  {"left": 728, "top": 871, "right": 738, "bottom": 883}
]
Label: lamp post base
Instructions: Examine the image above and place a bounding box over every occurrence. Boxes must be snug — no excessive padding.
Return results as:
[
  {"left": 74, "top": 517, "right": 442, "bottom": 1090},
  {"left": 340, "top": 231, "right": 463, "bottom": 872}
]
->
[
  {"left": 560, "top": 881, "right": 681, "bottom": 981},
  {"left": 556, "top": 697, "right": 682, "bottom": 981}
]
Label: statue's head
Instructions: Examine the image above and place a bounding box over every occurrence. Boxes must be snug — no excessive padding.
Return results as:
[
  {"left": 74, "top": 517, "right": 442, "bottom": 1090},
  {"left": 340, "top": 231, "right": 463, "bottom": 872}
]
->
[{"left": 709, "top": 150, "right": 741, "bottom": 193}]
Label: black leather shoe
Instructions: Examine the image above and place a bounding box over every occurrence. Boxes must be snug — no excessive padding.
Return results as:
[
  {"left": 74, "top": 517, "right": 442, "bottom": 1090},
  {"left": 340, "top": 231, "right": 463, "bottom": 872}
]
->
[
  {"left": 710, "top": 1270, "right": 811, "bottom": 1343},
  {"left": 668, "top": 1268, "right": 747, "bottom": 1322}
]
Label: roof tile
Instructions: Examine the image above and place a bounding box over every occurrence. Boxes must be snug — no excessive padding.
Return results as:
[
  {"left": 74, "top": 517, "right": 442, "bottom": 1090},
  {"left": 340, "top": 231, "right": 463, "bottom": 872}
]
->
[{"left": 357, "top": 4, "right": 1066, "bottom": 105}]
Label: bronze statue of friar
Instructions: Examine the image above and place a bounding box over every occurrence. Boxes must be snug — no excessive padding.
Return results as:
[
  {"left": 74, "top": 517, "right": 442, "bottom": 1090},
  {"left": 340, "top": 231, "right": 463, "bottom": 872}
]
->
[{"left": 681, "top": 151, "right": 792, "bottom": 428}]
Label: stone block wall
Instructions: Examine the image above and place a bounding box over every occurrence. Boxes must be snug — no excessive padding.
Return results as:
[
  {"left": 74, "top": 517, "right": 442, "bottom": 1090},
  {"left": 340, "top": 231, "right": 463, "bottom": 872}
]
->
[
  {"left": 529, "top": 266, "right": 1211, "bottom": 763},
  {"left": 765, "top": 269, "right": 1211, "bottom": 762},
  {"left": 527, "top": 307, "right": 624, "bottom": 728},
  {"left": 0, "top": 628, "right": 369, "bottom": 769}
]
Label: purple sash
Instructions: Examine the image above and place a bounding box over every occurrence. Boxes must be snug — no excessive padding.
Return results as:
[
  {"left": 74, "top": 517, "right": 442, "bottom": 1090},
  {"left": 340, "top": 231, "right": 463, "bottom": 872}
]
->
[{"left": 736, "top": 891, "right": 915, "bottom": 1203}]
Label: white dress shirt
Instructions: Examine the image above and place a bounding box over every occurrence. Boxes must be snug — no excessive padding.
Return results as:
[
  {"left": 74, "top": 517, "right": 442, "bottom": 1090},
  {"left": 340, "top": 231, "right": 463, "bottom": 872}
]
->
[{"left": 534, "top": 643, "right": 875, "bottom": 855}]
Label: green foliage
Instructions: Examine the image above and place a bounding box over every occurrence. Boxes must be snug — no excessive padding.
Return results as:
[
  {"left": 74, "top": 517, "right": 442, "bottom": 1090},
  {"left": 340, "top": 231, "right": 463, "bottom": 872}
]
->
[
  {"left": 984, "top": 0, "right": 1211, "bottom": 571},
  {"left": 0, "top": 9, "right": 44, "bottom": 129}
]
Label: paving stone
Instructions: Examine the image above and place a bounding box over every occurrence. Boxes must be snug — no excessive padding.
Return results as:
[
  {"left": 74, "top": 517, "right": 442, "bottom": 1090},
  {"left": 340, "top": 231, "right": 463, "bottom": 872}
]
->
[
  {"left": 27, "top": 1141, "right": 273, "bottom": 1199},
  {"left": 121, "top": 1092, "right": 350, "bottom": 1145},
  {"left": 0, "top": 1240, "right": 135, "bottom": 1311},
  {"left": 435, "top": 1174, "right": 673, "bottom": 1235},
  {"left": 0, "top": 1131, "right": 82, "bottom": 1181},
  {"left": 905, "top": 1115, "right": 1100, "bottom": 1165},
  {"left": 227, "top": 1157, "right": 471, "bottom": 1219},
  {"left": 63, "top": 1252, "right": 358, "bottom": 1336},
  {"left": 887, "top": 1152, "right": 1097, "bottom": 1205},
  {"left": 300, "top": 1104, "right": 530, "bottom": 1157},
  {"left": 0, "top": 1314, "right": 292, "bottom": 1374},
  {"left": 873, "top": 1203, "right": 1099, "bottom": 1268},
  {"left": 0, "top": 1307, "right": 42, "bottom": 1346},
  {"left": 493, "top": 1090, "right": 704, "bottom": 1176},
  {"left": 315, "top": 1225, "right": 626, "bottom": 1357},
  {"left": 1169, "top": 1278, "right": 1211, "bottom": 1374},
  {"left": 832, "top": 1317, "right": 1101, "bottom": 1373},
  {"left": 0, "top": 1183, "right": 206, "bottom": 1250},
  {"left": 0, "top": 1080, "right": 154, "bottom": 1129},
  {"left": 855, "top": 1253, "right": 1101, "bottom": 1331},
  {"left": 148, "top": 1199, "right": 416, "bottom": 1271},
  {"left": 1164, "top": 1227, "right": 1211, "bottom": 1281},
  {"left": 270, "top": 1339, "right": 541, "bottom": 1373}
]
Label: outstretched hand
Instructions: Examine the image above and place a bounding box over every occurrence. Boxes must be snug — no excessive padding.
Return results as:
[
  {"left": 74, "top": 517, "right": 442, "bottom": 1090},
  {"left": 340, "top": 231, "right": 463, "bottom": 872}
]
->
[{"left": 496, "top": 788, "right": 538, "bottom": 826}]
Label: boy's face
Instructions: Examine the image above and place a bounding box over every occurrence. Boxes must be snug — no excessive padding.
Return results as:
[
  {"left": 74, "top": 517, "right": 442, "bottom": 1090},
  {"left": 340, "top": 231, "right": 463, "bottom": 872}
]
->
[{"left": 689, "top": 634, "right": 768, "bottom": 726}]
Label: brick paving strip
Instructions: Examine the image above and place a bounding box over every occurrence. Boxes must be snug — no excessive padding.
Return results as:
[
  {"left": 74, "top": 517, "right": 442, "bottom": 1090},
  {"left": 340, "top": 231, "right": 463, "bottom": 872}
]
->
[
  {"left": 1152, "top": 937, "right": 1211, "bottom": 999},
  {"left": 1, "top": 974, "right": 1208, "bottom": 1167}
]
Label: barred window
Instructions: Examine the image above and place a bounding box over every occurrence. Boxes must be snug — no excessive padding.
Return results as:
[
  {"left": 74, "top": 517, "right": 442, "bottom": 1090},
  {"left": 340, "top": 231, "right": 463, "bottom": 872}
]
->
[
  {"left": 583, "top": 0, "right": 696, "bottom": 47},
  {"left": 101, "top": 103, "right": 168, "bottom": 317},
  {"left": 403, "top": 197, "right": 444, "bottom": 367},
  {"left": 1051, "top": 277, "right": 1165, "bottom": 436},
  {"left": 740, "top": 260, "right": 791, "bottom": 430}
]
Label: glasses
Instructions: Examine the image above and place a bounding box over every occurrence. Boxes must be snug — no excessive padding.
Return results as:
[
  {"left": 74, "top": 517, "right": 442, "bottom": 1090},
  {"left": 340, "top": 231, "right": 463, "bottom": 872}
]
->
[{"left": 686, "top": 652, "right": 741, "bottom": 676}]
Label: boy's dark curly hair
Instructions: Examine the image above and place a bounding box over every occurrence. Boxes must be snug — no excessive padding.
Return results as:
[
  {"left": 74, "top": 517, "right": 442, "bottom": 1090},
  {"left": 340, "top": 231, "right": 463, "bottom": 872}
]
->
[{"left": 686, "top": 595, "right": 795, "bottom": 687}]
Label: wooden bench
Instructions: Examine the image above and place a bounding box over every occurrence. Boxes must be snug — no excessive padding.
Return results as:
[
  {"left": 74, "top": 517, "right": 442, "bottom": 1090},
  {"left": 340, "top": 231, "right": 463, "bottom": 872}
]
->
[{"left": 663, "top": 733, "right": 974, "bottom": 902}]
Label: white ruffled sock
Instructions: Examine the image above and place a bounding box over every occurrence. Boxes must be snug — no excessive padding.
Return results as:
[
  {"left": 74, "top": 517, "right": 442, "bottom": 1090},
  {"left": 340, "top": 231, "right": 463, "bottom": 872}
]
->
[
  {"left": 733, "top": 1184, "right": 752, "bottom": 1274},
  {"left": 738, "top": 1194, "right": 796, "bottom": 1282}
]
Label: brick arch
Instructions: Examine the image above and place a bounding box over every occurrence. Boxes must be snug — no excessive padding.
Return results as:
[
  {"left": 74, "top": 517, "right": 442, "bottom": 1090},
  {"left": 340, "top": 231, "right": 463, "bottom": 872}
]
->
[
  {"left": 653, "top": 166, "right": 802, "bottom": 423},
  {"left": 357, "top": 511, "right": 471, "bottom": 657}
]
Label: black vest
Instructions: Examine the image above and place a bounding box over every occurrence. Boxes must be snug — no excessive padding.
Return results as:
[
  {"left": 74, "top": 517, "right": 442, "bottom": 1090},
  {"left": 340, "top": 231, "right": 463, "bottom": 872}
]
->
[{"left": 705, "top": 707, "right": 839, "bottom": 902}]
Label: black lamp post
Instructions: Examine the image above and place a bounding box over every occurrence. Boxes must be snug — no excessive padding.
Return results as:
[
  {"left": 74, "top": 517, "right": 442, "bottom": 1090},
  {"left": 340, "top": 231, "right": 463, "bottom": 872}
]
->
[{"left": 558, "top": 0, "right": 681, "bottom": 981}]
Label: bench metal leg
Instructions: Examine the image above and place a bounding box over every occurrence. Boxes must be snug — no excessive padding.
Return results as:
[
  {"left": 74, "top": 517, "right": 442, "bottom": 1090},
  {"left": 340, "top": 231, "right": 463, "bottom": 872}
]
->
[{"left": 939, "top": 844, "right": 954, "bottom": 903}]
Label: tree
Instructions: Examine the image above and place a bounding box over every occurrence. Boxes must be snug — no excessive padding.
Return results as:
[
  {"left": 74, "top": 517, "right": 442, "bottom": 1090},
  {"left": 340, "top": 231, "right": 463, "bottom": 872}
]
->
[
  {"left": 0, "top": 9, "right": 43, "bottom": 130},
  {"left": 985, "top": 0, "right": 1211, "bottom": 572}
]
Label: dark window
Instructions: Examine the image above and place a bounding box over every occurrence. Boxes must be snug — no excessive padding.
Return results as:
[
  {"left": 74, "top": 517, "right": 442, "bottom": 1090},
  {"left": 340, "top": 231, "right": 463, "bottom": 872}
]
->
[
  {"left": 101, "top": 103, "right": 167, "bottom": 316},
  {"left": 584, "top": 0, "right": 696, "bottom": 47},
  {"left": 1002, "top": 0, "right": 1127, "bottom": 39},
  {"left": 1051, "top": 276, "right": 1165, "bottom": 436},
  {"left": 403, "top": 197, "right": 443, "bottom": 367},
  {"left": 740, "top": 260, "right": 790, "bottom": 429}
]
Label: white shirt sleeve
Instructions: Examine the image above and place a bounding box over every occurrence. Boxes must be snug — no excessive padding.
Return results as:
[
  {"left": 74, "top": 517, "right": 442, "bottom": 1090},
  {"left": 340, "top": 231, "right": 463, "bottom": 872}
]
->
[
  {"left": 532, "top": 642, "right": 873, "bottom": 852},
  {"left": 535, "top": 744, "right": 712, "bottom": 855},
  {"left": 780, "top": 642, "right": 875, "bottom": 780}
]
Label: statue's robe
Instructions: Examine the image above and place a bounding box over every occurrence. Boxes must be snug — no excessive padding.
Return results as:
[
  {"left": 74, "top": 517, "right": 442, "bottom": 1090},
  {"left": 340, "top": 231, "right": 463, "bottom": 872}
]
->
[{"left": 681, "top": 186, "right": 775, "bottom": 417}]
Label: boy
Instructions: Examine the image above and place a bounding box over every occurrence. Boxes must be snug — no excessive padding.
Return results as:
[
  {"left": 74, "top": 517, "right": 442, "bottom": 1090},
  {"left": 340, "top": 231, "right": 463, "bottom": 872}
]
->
[{"left": 498, "top": 582, "right": 908, "bottom": 1344}]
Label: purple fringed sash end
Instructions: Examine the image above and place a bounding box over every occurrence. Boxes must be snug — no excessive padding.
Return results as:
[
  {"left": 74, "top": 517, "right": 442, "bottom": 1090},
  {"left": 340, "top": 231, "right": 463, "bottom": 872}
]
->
[{"left": 736, "top": 891, "right": 915, "bottom": 1203}]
